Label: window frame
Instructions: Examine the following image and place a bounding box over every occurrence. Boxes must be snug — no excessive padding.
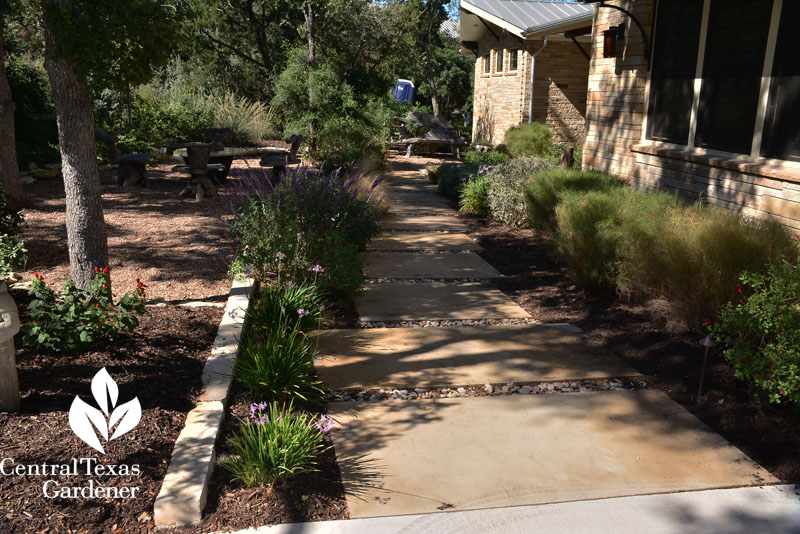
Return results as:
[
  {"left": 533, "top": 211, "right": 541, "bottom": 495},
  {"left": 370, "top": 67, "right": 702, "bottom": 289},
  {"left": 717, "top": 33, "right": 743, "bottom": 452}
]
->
[
  {"left": 641, "top": 0, "right": 798, "bottom": 167},
  {"left": 509, "top": 49, "right": 519, "bottom": 71},
  {"left": 483, "top": 53, "right": 491, "bottom": 74},
  {"left": 495, "top": 48, "right": 504, "bottom": 73}
]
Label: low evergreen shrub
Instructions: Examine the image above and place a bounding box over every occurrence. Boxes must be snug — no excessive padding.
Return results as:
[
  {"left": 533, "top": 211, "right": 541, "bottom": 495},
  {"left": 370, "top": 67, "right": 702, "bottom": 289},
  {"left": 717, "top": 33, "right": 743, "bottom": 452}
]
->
[
  {"left": 485, "top": 157, "right": 552, "bottom": 227},
  {"left": 504, "top": 122, "right": 552, "bottom": 158}
]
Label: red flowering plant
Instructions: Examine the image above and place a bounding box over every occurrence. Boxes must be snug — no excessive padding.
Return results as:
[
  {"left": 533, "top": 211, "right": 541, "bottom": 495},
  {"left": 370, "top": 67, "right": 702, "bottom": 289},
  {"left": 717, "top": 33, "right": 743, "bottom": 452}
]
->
[
  {"left": 22, "top": 268, "right": 147, "bottom": 353},
  {"left": 710, "top": 239, "right": 800, "bottom": 404}
]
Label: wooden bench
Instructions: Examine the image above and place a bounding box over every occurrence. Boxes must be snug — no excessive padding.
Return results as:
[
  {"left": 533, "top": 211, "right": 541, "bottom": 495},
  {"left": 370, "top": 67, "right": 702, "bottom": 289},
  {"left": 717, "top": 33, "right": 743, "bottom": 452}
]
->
[
  {"left": 94, "top": 128, "right": 150, "bottom": 188},
  {"left": 258, "top": 135, "right": 304, "bottom": 180}
]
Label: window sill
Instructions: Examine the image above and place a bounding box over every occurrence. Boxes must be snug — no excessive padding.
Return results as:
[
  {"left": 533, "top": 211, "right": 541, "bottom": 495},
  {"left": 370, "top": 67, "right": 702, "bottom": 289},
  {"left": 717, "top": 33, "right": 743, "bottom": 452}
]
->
[
  {"left": 492, "top": 73, "right": 504, "bottom": 77},
  {"left": 631, "top": 143, "right": 800, "bottom": 184}
]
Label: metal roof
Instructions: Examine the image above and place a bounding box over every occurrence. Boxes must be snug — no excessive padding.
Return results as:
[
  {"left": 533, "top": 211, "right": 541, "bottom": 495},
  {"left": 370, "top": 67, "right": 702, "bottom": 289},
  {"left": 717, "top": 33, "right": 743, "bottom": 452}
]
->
[{"left": 461, "top": 0, "right": 594, "bottom": 39}]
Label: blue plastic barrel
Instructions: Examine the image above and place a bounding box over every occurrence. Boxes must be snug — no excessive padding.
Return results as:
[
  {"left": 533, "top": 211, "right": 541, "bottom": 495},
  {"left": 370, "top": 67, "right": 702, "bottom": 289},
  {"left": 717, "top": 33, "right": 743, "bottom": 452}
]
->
[{"left": 391, "top": 79, "right": 415, "bottom": 104}]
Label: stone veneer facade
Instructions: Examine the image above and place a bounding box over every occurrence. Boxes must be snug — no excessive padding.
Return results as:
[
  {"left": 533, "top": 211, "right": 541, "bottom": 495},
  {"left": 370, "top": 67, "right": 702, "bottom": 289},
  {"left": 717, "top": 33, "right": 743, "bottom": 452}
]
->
[
  {"left": 472, "top": 33, "right": 590, "bottom": 145},
  {"left": 583, "top": 0, "right": 800, "bottom": 230}
]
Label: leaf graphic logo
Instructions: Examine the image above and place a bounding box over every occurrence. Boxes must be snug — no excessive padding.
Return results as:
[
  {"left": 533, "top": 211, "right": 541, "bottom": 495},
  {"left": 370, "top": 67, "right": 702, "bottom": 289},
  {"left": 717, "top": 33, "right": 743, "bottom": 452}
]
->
[{"left": 68, "top": 368, "right": 142, "bottom": 454}]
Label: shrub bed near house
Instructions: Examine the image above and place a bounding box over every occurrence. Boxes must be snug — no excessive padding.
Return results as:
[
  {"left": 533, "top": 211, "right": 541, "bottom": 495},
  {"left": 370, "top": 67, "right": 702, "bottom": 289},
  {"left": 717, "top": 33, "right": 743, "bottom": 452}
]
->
[{"left": 503, "top": 122, "right": 552, "bottom": 158}]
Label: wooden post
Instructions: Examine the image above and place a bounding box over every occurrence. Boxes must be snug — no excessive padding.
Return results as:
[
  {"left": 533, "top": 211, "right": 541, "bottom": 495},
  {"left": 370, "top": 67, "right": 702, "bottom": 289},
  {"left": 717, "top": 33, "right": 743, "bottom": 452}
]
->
[
  {"left": 560, "top": 146, "right": 575, "bottom": 169},
  {"left": 0, "top": 281, "right": 21, "bottom": 412}
]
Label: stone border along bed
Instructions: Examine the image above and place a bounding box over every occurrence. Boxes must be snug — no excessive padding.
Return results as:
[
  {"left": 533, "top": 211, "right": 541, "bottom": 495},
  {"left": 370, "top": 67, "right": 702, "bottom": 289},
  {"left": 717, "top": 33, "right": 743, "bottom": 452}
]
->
[
  {"left": 359, "top": 318, "right": 541, "bottom": 328},
  {"left": 328, "top": 377, "right": 646, "bottom": 402},
  {"left": 153, "top": 277, "right": 255, "bottom": 528}
]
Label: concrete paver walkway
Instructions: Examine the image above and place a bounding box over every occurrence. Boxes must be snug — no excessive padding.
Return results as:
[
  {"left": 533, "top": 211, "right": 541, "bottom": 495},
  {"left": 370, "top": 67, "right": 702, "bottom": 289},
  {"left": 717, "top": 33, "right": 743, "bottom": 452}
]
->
[{"left": 302, "top": 161, "right": 794, "bottom": 532}]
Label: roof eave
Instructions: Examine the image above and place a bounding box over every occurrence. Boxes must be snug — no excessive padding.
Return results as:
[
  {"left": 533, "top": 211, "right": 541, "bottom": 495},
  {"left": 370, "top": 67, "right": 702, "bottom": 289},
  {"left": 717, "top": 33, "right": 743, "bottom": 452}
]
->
[
  {"left": 461, "top": 0, "right": 526, "bottom": 39},
  {"left": 523, "top": 12, "right": 595, "bottom": 40}
]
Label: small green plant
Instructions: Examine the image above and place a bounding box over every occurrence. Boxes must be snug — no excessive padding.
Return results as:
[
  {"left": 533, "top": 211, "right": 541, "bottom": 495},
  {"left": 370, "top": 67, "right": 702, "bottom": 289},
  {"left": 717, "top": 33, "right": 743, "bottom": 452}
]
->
[
  {"left": 0, "top": 235, "right": 27, "bottom": 278},
  {"left": 23, "top": 269, "right": 147, "bottom": 353},
  {"left": 220, "top": 401, "right": 333, "bottom": 487},
  {"left": 459, "top": 175, "right": 490, "bottom": 216},
  {"left": 434, "top": 163, "right": 474, "bottom": 200},
  {"left": 504, "top": 122, "right": 552, "bottom": 158},
  {"left": 546, "top": 143, "right": 583, "bottom": 169},
  {"left": 234, "top": 320, "right": 324, "bottom": 403},
  {"left": 0, "top": 187, "right": 23, "bottom": 236},
  {"left": 485, "top": 157, "right": 552, "bottom": 227},
  {"left": 710, "top": 247, "right": 800, "bottom": 404}
]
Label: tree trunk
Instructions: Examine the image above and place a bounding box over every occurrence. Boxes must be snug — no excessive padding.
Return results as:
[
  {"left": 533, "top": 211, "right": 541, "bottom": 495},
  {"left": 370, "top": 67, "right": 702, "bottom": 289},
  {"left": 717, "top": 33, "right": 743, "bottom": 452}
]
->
[
  {"left": 422, "top": 19, "right": 440, "bottom": 116},
  {"left": 0, "top": 24, "right": 24, "bottom": 210},
  {"left": 304, "top": 1, "right": 317, "bottom": 156},
  {"left": 44, "top": 1, "right": 109, "bottom": 288}
]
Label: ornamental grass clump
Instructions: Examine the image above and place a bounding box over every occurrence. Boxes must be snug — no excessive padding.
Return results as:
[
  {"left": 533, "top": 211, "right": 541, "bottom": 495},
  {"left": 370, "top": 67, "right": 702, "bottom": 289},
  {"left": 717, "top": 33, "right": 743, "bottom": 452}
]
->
[
  {"left": 526, "top": 168, "right": 626, "bottom": 234},
  {"left": 247, "top": 274, "right": 325, "bottom": 334},
  {"left": 220, "top": 401, "right": 333, "bottom": 487},
  {"left": 459, "top": 174, "right": 490, "bottom": 216},
  {"left": 710, "top": 241, "right": 800, "bottom": 405},
  {"left": 234, "top": 319, "right": 324, "bottom": 403},
  {"left": 503, "top": 122, "right": 552, "bottom": 158}
]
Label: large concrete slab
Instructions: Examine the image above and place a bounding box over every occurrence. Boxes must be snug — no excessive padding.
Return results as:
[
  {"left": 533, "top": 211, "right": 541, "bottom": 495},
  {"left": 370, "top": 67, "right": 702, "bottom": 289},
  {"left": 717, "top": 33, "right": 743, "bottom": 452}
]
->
[
  {"left": 382, "top": 191, "right": 450, "bottom": 204},
  {"left": 381, "top": 214, "right": 468, "bottom": 232},
  {"left": 314, "top": 325, "right": 639, "bottom": 389},
  {"left": 329, "top": 391, "right": 778, "bottom": 519},
  {"left": 368, "top": 232, "right": 482, "bottom": 251},
  {"left": 363, "top": 252, "right": 501, "bottom": 279},
  {"left": 386, "top": 183, "right": 438, "bottom": 193},
  {"left": 219, "top": 485, "right": 800, "bottom": 534},
  {"left": 355, "top": 282, "right": 531, "bottom": 322}
]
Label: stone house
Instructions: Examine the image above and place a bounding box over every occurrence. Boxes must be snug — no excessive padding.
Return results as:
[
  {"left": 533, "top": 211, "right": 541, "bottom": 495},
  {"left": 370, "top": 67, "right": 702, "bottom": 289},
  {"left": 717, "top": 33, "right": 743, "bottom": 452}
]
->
[
  {"left": 581, "top": 0, "right": 800, "bottom": 230},
  {"left": 460, "top": 1, "right": 595, "bottom": 145}
]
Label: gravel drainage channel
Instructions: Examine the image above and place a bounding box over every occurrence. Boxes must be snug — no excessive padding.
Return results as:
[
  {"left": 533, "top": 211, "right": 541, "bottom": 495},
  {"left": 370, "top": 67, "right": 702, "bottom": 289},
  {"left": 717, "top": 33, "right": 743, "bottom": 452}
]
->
[{"left": 328, "top": 377, "right": 648, "bottom": 402}]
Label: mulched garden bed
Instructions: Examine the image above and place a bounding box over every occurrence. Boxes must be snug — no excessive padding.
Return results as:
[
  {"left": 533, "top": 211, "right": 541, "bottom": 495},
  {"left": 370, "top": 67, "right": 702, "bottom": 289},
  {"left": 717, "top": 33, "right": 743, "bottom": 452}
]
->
[
  {"left": 0, "top": 303, "right": 223, "bottom": 534},
  {"left": 463, "top": 216, "right": 800, "bottom": 484}
]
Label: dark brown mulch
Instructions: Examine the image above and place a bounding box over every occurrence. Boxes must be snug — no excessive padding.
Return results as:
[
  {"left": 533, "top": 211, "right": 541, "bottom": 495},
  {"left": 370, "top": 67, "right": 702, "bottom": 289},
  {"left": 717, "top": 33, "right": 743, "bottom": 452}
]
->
[
  {"left": 177, "top": 385, "right": 348, "bottom": 534},
  {"left": 0, "top": 303, "right": 224, "bottom": 534},
  {"left": 464, "top": 216, "right": 800, "bottom": 484}
]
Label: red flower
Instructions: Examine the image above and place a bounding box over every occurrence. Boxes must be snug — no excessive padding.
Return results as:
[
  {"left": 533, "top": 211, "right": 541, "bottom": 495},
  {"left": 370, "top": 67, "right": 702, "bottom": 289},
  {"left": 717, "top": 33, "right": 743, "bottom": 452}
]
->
[
  {"left": 103, "top": 267, "right": 108, "bottom": 274},
  {"left": 33, "top": 271, "right": 39, "bottom": 278},
  {"left": 79, "top": 355, "right": 83, "bottom": 359},
  {"left": 737, "top": 288, "right": 742, "bottom": 293},
  {"left": 766, "top": 381, "right": 773, "bottom": 387},
  {"left": 102, "top": 284, "right": 106, "bottom": 289},
  {"left": 781, "top": 389, "right": 787, "bottom": 395},
  {"left": 95, "top": 303, "right": 100, "bottom": 307},
  {"left": 232, "top": 247, "right": 237, "bottom": 252},
  {"left": 94, "top": 267, "right": 99, "bottom": 272}
]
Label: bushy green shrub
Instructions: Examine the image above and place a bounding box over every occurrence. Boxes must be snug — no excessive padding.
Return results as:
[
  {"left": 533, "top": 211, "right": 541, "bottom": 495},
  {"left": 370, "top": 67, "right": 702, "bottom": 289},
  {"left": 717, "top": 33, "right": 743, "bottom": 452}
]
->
[
  {"left": 620, "top": 205, "right": 794, "bottom": 328},
  {"left": 462, "top": 149, "right": 510, "bottom": 167},
  {"left": 435, "top": 163, "right": 474, "bottom": 200},
  {"left": 525, "top": 168, "right": 626, "bottom": 234},
  {"left": 554, "top": 188, "right": 676, "bottom": 291},
  {"left": 459, "top": 175, "right": 490, "bottom": 216},
  {"left": 0, "top": 235, "right": 27, "bottom": 278},
  {"left": 210, "top": 92, "right": 279, "bottom": 145},
  {"left": 235, "top": 321, "right": 324, "bottom": 403},
  {"left": 504, "top": 122, "right": 552, "bottom": 158},
  {"left": 485, "top": 157, "right": 552, "bottom": 227},
  {"left": 23, "top": 270, "right": 147, "bottom": 353},
  {"left": 6, "top": 55, "right": 59, "bottom": 166},
  {"left": 220, "top": 401, "right": 331, "bottom": 487},
  {"left": 711, "top": 249, "right": 800, "bottom": 405},
  {"left": 223, "top": 166, "right": 383, "bottom": 302}
]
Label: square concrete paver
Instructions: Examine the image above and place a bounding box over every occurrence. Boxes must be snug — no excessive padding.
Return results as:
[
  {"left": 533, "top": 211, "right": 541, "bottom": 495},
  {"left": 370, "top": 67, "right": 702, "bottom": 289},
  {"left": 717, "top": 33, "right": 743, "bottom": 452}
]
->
[
  {"left": 368, "top": 232, "right": 482, "bottom": 251},
  {"left": 381, "top": 215, "right": 468, "bottom": 232},
  {"left": 386, "top": 183, "right": 438, "bottom": 193},
  {"left": 382, "top": 191, "right": 450, "bottom": 204},
  {"left": 355, "top": 282, "right": 530, "bottom": 322},
  {"left": 314, "top": 325, "right": 639, "bottom": 389},
  {"left": 330, "top": 391, "right": 777, "bottom": 519},
  {"left": 364, "top": 252, "right": 501, "bottom": 279}
]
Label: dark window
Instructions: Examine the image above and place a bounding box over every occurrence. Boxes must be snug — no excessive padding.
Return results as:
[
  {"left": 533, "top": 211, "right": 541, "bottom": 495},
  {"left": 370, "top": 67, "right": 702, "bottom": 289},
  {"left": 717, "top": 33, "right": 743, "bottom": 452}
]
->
[
  {"left": 695, "top": 0, "right": 773, "bottom": 154},
  {"left": 484, "top": 54, "right": 490, "bottom": 73},
  {"left": 496, "top": 49, "right": 504, "bottom": 72},
  {"left": 510, "top": 49, "right": 519, "bottom": 71},
  {"left": 762, "top": 1, "right": 800, "bottom": 161},
  {"left": 646, "top": 0, "right": 703, "bottom": 144}
]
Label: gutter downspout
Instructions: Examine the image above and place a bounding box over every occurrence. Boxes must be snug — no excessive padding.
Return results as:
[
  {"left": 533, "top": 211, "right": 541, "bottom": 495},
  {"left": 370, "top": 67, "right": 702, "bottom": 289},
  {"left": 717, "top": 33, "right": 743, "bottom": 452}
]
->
[{"left": 528, "top": 37, "right": 548, "bottom": 123}]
